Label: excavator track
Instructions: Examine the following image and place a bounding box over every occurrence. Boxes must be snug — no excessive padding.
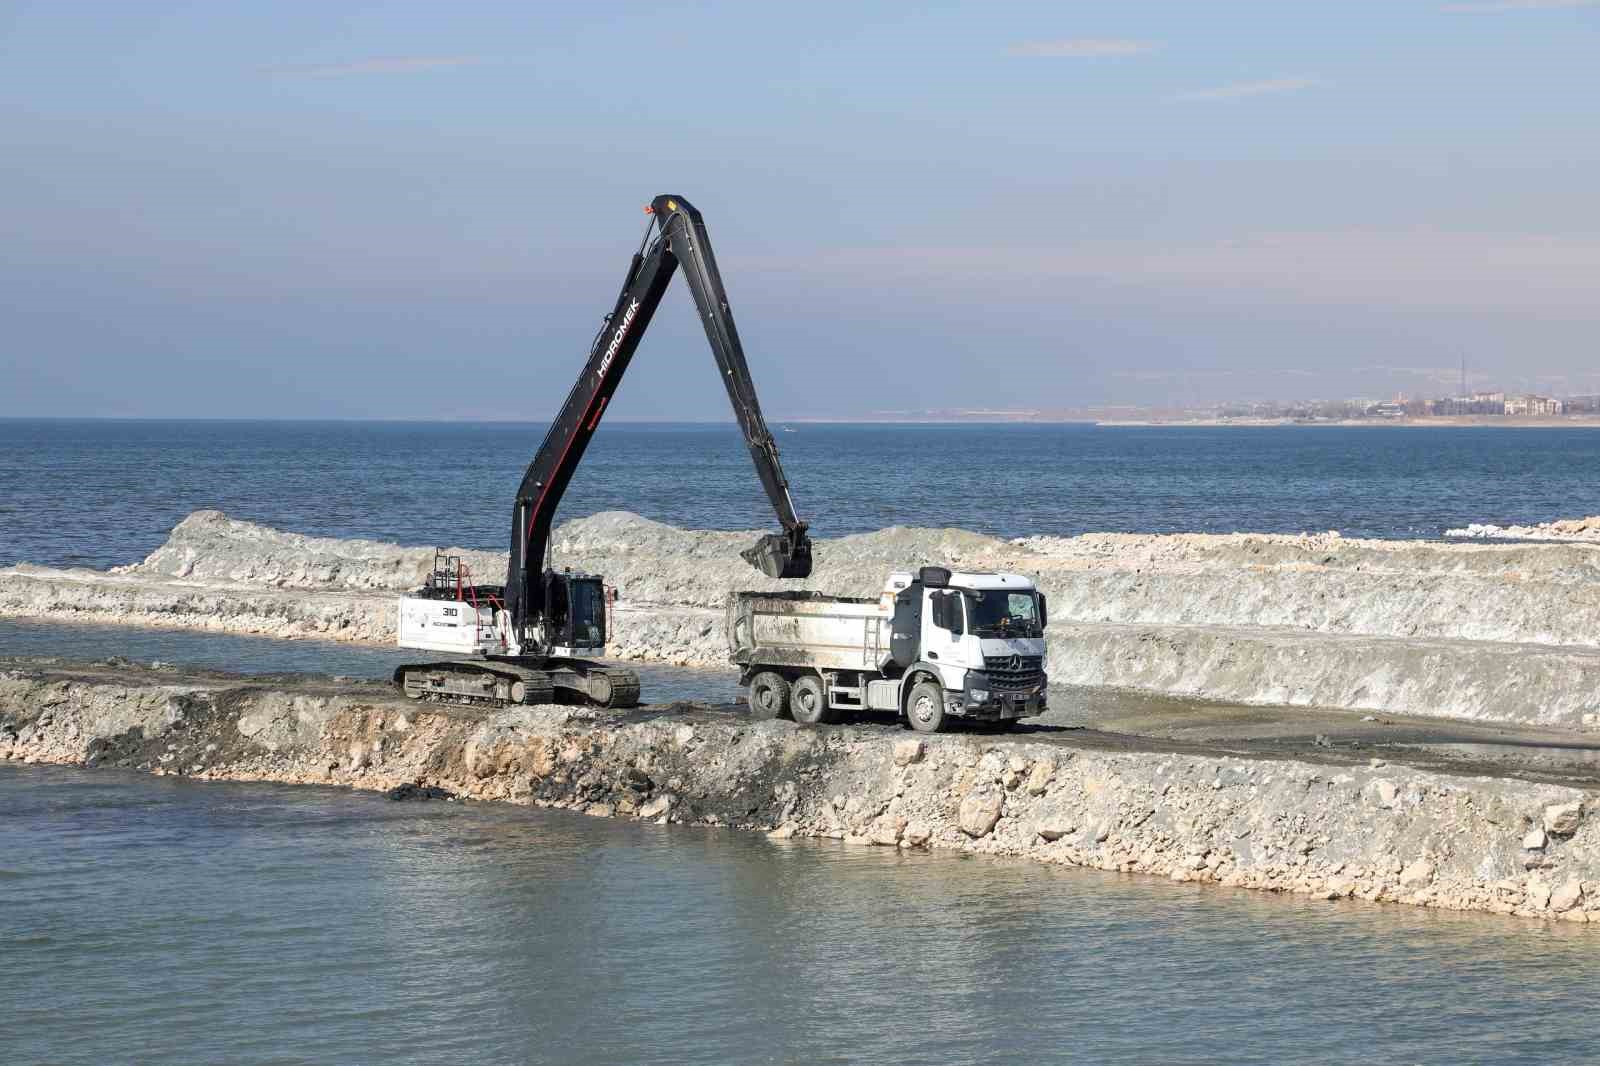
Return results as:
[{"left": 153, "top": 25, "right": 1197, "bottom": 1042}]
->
[
  {"left": 581, "top": 665, "right": 641, "bottom": 709},
  {"left": 544, "top": 659, "right": 641, "bottom": 709},
  {"left": 393, "top": 659, "right": 640, "bottom": 710},
  {"left": 394, "top": 661, "right": 556, "bottom": 707}
]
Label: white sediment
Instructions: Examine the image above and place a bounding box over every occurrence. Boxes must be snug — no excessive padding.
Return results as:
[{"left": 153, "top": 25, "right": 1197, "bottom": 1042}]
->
[
  {"left": 6, "top": 509, "right": 1600, "bottom": 727},
  {"left": 1447, "top": 516, "right": 1600, "bottom": 544}
]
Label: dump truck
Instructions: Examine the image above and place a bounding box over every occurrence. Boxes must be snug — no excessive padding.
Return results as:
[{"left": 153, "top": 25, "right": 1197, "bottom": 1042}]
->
[{"left": 728, "top": 566, "right": 1048, "bottom": 733}]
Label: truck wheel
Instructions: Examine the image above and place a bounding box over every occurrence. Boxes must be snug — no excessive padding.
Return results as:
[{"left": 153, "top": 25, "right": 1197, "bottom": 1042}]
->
[
  {"left": 748, "top": 672, "right": 791, "bottom": 720},
  {"left": 789, "top": 675, "right": 832, "bottom": 726},
  {"left": 905, "top": 679, "right": 947, "bottom": 734}
]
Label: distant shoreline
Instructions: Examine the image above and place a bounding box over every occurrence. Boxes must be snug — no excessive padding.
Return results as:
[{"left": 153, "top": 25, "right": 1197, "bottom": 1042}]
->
[
  {"left": 7, "top": 414, "right": 1600, "bottom": 429},
  {"left": 1095, "top": 416, "right": 1600, "bottom": 429}
]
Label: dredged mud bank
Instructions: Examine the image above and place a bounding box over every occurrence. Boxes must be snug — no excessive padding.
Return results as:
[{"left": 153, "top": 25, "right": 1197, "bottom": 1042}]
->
[
  {"left": 4, "top": 658, "right": 1600, "bottom": 923},
  {"left": 5, "top": 509, "right": 1600, "bottom": 728}
]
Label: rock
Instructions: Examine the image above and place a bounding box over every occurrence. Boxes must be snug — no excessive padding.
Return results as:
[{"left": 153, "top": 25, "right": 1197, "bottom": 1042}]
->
[
  {"left": 1544, "top": 801, "right": 1583, "bottom": 836},
  {"left": 1025, "top": 759, "right": 1054, "bottom": 796},
  {"left": 1037, "top": 819, "right": 1074, "bottom": 842},
  {"left": 1550, "top": 879, "right": 1584, "bottom": 913},
  {"left": 585, "top": 803, "right": 614, "bottom": 818},
  {"left": 1399, "top": 860, "right": 1435, "bottom": 888},
  {"left": 1091, "top": 822, "right": 1111, "bottom": 844},
  {"left": 1527, "top": 877, "right": 1552, "bottom": 910},
  {"left": 638, "top": 794, "right": 673, "bottom": 819},
  {"left": 1370, "top": 780, "right": 1399, "bottom": 809},
  {"left": 958, "top": 787, "right": 1004, "bottom": 838},
  {"left": 384, "top": 783, "right": 456, "bottom": 802},
  {"left": 1522, "top": 828, "right": 1548, "bottom": 851},
  {"left": 892, "top": 739, "right": 925, "bottom": 767},
  {"left": 903, "top": 823, "right": 931, "bottom": 847},
  {"left": 1001, "top": 770, "right": 1020, "bottom": 791},
  {"left": 869, "top": 815, "right": 907, "bottom": 846},
  {"left": 767, "top": 824, "right": 797, "bottom": 840},
  {"left": 1006, "top": 755, "right": 1028, "bottom": 775}
]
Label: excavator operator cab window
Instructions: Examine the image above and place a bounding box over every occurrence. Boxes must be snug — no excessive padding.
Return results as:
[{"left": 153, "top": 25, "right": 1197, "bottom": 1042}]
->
[
  {"left": 546, "top": 574, "right": 606, "bottom": 650},
  {"left": 568, "top": 578, "right": 606, "bottom": 648}
]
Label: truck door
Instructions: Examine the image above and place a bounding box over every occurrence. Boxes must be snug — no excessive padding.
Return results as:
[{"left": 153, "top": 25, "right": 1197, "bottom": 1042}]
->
[
  {"left": 890, "top": 583, "right": 923, "bottom": 668},
  {"left": 922, "top": 589, "right": 965, "bottom": 671}
]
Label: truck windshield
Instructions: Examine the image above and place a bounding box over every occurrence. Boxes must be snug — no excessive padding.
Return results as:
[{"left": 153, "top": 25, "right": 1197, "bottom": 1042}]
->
[{"left": 965, "top": 590, "right": 1041, "bottom": 638}]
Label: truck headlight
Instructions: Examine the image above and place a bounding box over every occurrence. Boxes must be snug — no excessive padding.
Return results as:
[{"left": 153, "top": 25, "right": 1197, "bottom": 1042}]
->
[{"left": 970, "top": 688, "right": 989, "bottom": 703}]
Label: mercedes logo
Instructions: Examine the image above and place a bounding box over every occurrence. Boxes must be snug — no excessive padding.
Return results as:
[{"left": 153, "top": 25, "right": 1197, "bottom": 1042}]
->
[{"left": 1008, "top": 655, "right": 1021, "bottom": 671}]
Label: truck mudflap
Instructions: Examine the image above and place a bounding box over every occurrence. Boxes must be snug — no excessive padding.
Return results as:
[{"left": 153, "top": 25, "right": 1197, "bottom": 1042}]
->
[{"left": 959, "top": 671, "right": 1048, "bottom": 720}]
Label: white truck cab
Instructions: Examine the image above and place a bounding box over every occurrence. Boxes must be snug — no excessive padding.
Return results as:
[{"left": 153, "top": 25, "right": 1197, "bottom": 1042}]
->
[{"left": 728, "top": 565, "right": 1049, "bottom": 733}]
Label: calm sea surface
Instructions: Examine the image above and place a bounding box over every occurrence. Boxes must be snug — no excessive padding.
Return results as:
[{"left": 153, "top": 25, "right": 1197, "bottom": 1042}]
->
[
  {"left": 8, "top": 419, "right": 1600, "bottom": 1064},
  {"left": 5, "top": 762, "right": 1599, "bottom": 1066},
  {"left": 4, "top": 419, "right": 1600, "bottom": 570}
]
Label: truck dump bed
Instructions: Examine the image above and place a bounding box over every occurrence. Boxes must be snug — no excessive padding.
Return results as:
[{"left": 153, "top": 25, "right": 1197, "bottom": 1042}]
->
[{"left": 727, "top": 591, "right": 891, "bottom": 672}]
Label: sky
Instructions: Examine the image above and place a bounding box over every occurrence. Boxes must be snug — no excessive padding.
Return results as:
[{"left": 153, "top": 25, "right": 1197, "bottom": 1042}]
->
[{"left": 2, "top": 0, "right": 1598, "bottom": 419}]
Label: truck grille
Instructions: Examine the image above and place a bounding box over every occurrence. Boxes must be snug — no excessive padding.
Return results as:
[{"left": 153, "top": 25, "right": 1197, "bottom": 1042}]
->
[{"left": 984, "top": 654, "right": 1044, "bottom": 690}]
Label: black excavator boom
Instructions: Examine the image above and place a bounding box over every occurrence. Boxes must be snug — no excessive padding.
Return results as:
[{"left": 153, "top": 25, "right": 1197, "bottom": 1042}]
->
[{"left": 504, "top": 195, "right": 811, "bottom": 643}]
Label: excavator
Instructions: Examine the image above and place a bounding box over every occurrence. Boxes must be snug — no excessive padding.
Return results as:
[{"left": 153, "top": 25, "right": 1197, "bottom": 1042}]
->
[{"left": 393, "top": 195, "right": 812, "bottom": 709}]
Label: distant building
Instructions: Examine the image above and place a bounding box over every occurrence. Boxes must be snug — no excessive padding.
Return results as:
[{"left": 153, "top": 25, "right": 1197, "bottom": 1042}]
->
[
  {"left": 1504, "top": 395, "right": 1564, "bottom": 416},
  {"left": 1366, "top": 401, "right": 1406, "bottom": 419}
]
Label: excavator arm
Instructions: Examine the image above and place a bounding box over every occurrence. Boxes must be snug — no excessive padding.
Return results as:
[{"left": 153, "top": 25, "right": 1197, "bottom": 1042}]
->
[{"left": 504, "top": 195, "right": 812, "bottom": 636}]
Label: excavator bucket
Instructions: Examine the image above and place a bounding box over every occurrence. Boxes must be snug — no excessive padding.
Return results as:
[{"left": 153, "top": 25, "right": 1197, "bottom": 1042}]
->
[{"left": 743, "top": 529, "right": 813, "bottom": 580}]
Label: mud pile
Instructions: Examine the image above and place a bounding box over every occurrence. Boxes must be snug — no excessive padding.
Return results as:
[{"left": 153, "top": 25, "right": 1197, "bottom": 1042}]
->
[
  {"left": 4, "top": 659, "right": 1597, "bottom": 924},
  {"left": 5, "top": 510, "right": 1600, "bottom": 727}
]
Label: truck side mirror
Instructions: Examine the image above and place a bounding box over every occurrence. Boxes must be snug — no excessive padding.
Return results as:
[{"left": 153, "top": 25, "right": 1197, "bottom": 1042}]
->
[{"left": 1038, "top": 593, "right": 1048, "bottom": 628}]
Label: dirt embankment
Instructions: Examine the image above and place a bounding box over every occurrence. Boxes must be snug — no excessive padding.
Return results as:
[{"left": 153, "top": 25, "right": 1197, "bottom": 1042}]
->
[
  {"left": 5, "top": 510, "right": 1600, "bottom": 728},
  {"left": 4, "top": 658, "right": 1598, "bottom": 924}
]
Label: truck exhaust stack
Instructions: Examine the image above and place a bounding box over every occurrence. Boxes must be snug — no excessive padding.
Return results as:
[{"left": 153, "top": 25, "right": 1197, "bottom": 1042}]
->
[{"left": 743, "top": 528, "right": 813, "bottom": 579}]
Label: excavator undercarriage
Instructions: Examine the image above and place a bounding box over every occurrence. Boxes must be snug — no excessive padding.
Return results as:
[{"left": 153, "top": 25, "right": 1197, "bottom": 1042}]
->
[{"left": 394, "top": 658, "right": 640, "bottom": 709}]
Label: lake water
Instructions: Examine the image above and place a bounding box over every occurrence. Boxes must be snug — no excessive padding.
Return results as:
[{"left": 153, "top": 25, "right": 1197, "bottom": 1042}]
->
[
  {"left": 4, "top": 762, "right": 1597, "bottom": 1065},
  {"left": 5, "top": 419, "right": 1600, "bottom": 570}
]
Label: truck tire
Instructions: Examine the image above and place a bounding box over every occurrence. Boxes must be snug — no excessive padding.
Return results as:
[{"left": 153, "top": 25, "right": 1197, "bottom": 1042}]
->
[
  {"left": 905, "top": 679, "right": 947, "bottom": 734},
  {"left": 789, "top": 674, "right": 832, "bottom": 726},
  {"left": 748, "top": 671, "right": 791, "bottom": 720}
]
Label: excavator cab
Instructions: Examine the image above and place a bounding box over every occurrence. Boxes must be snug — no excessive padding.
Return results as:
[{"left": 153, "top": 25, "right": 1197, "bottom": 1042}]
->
[{"left": 542, "top": 570, "right": 607, "bottom": 655}]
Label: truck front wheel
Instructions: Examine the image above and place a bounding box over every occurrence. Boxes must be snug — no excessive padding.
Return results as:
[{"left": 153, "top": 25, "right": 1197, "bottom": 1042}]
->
[
  {"left": 748, "top": 672, "right": 791, "bottom": 720},
  {"left": 905, "top": 679, "right": 947, "bottom": 734}
]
